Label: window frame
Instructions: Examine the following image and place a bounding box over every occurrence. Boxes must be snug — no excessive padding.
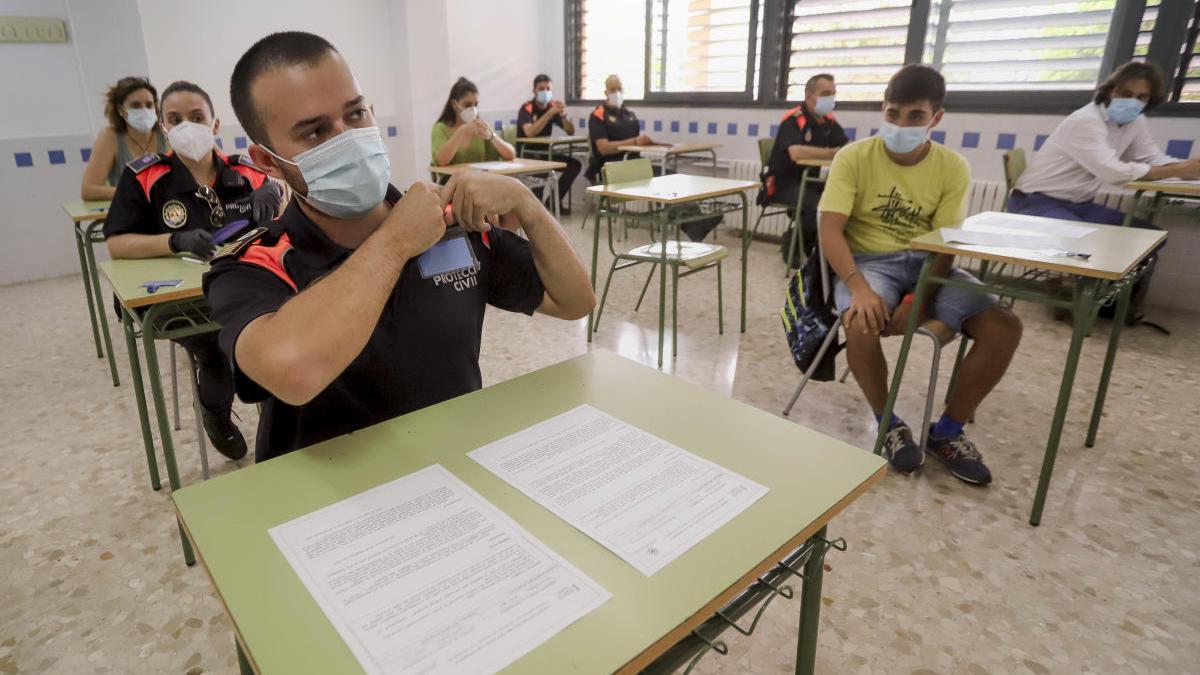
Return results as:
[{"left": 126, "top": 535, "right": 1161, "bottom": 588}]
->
[{"left": 566, "top": 0, "right": 1200, "bottom": 116}]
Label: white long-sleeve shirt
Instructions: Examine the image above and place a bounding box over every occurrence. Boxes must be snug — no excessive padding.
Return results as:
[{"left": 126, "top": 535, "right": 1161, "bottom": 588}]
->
[{"left": 1015, "top": 102, "right": 1178, "bottom": 203}]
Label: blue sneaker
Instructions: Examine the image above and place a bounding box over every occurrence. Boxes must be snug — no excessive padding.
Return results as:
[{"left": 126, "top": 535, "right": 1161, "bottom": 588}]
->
[
  {"left": 881, "top": 422, "right": 924, "bottom": 474},
  {"left": 926, "top": 431, "right": 992, "bottom": 485}
]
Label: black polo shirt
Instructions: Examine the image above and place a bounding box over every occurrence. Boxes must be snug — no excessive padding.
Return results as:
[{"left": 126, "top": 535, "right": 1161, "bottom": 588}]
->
[
  {"left": 766, "top": 102, "right": 849, "bottom": 192},
  {"left": 104, "top": 150, "right": 267, "bottom": 239},
  {"left": 201, "top": 185, "right": 546, "bottom": 462},
  {"left": 586, "top": 104, "right": 641, "bottom": 180},
  {"left": 516, "top": 100, "right": 565, "bottom": 138}
]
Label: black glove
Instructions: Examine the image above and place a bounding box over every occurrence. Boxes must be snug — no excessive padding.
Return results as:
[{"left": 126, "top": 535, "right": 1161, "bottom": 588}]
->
[
  {"left": 169, "top": 229, "right": 217, "bottom": 261},
  {"left": 251, "top": 181, "right": 284, "bottom": 225}
]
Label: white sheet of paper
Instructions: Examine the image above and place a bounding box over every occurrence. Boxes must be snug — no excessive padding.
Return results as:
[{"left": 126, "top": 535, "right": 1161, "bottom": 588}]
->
[
  {"left": 963, "top": 212, "right": 1095, "bottom": 238},
  {"left": 269, "top": 464, "right": 610, "bottom": 675},
  {"left": 468, "top": 405, "right": 768, "bottom": 576},
  {"left": 469, "top": 161, "right": 525, "bottom": 171},
  {"left": 941, "top": 227, "right": 1073, "bottom": 251},
  {"left": 1152, "top": 178, "right": 1200, "bottom": 185}
]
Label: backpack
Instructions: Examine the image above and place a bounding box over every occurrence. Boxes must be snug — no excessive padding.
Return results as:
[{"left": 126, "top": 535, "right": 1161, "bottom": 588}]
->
[{"left": 780, "top": 254, "right": 840, "bottom": 381}]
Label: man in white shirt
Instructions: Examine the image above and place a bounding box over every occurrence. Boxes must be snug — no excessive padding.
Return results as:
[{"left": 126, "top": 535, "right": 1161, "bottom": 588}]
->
[{"left": 1009, "top": 61, "right": 1200, "bottom": 224}]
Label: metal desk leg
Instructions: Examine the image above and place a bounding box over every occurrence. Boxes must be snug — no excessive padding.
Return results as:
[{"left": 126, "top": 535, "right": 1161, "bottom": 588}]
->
[
  {"left": 1086, "top": 281, "right": 1132, "bottom": 448},
  {"left": 75, "top": 223, "right": 104, "bottom": 359},
  {"left": 84, "top": 222, "right": 120, "bottom": 386},
  {"left": 551, "top": 170, "right": 561, "bottom": 221},
  {"left": 236, "top": 638, "right": 254, "bottom": 675},
  {"left": 656, "top": 210, "right": 668, "bottom": 368},
  {"left": 120, "top": 308, "right": 161, "bottom": 491},
  {"left": 1029, "top": 278, "right": 1098, "bottom": 526},
  {"left": 738, "top": 192, "right": 749, "bottom": 333},
  {"left": 873, "top": 256, "right": 936, "bottom": 455},
  {"left": 794, "top": 526, "right": 829, "bottom": 675},
  {"left": 1120, "top": 189, "right": 1146, "bottom": 228},
  {"left": 708, "top": 149, "right": 717, "bottom": 177},
  {"left": 587, "top": 197, "right": 604, "bottom": 342}
]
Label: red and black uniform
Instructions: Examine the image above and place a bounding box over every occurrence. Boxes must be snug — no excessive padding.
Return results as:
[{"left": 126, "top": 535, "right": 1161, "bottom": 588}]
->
[
  {"left": 202, "top": 184, "right": 546, "bottom": 463},
  {"left": 105, "top": 150, "right": 269, "bottom": 415},
  {"left": 516, "top": 100, "right": 580, "bottom": 208},
  {"left": 763, "top": 102, "right": 849, "bottom": 260},
  {"left": 585, "top": 103, "right": 642, "bottom": 182}
]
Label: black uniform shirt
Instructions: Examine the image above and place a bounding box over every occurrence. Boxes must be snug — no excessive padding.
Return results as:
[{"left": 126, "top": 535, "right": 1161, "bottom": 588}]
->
[
  {"left": 202, "top": 185, "right": 547, "bottom": 462},
  {"left": 586, "top": 104, "right": 641, "bottom": 180},
  {"left": 104, "top": 150, "right": 266, "bottom": 239},
  {"left": 766, "top": 102, "right": 849, "bottom": 191},
  {"left": 516, "top": 100, "right": 565, "bottom": 138}
]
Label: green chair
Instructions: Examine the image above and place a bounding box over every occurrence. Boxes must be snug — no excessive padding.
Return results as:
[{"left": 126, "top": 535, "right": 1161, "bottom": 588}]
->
[
  {"left": 593, "top": 158, "right": 728, "bottom": 359},
  {"left": 749, "top": 138, "right": 808, "bottom": 272},
  {"left": 1002, "top": 148, "right": 1026, "bottom": 209},
  {"left": 501, "top": 123, "right": 518, "bottom": 145}
]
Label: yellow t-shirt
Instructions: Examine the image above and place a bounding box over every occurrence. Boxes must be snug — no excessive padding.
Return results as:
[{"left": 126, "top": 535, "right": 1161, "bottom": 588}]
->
[{"left": 817, "top": 135, "right": 970, "bottom": 254}]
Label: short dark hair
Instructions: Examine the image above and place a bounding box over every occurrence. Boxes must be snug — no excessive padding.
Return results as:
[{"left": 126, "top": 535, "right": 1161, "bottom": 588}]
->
[
  {"left": 161, "top": 81, "right": 215, "bottom": 117},
  {"left": 1094, "top": 61, "right": 1166, "bottom": 112},
  {"left": 804, "top": 73, "right": 834, "bottom": 94},
  {"left": 533, "top": 73, "right": 552, "bottom": 88},
  {"left": 438, "top": 77, "right": 478, "bottom": 126},
  {"left": 104, "top": 76, "right": 158, "bottom": 133},
  {"left": 230, "top": 31, "right": 338, "bottom": 148},
  {"left": 884, "top": 64, "right": 946, "bottom": 111}
]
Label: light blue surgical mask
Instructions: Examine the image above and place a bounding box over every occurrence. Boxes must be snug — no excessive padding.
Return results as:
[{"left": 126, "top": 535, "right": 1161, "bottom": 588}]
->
[
  {"left": 124, "top": 107, "right": 158, "bottom": 132},
  {"left": 1106, "top": 98, "right": 1145, "bottom": 125},
  {"left": 266, "top": 127, "right": 391, "bottom": 219},
  {"left": 878, "top": 120, "right": 928, "bottom": 154},
  {"left": 812, "top": 95, "right": 835, "bottom": 117},
  {"left": 535, "top": 89, "right": 553, "bottom": 105}
]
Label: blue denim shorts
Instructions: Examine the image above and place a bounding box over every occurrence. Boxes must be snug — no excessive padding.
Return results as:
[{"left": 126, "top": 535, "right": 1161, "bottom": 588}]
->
[{"left": 833, "top": 251, "right": 997, "bottom": 335}]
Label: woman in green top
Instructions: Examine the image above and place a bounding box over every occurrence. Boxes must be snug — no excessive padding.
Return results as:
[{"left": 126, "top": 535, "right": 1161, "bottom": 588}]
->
[
  {"left": 81, "top": 76, "right": 169, "bottom": 200},
  {"left": 432, "top": 77, "right": 515, "bottom": 167}
]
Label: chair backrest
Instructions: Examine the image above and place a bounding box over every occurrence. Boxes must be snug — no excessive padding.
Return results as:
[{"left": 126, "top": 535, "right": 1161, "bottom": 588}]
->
[
  {"left": 601, "top": 158, "right": 653, "bottom": 184},
  {"left": 757, "top": 138, "right": 774, "bottom": 165},
  {"left": 501, "top": 123, "right": 518, "bottom": 144},
  {"left": 1002, "top": 148, "right": 1026, "bottom": 195}
]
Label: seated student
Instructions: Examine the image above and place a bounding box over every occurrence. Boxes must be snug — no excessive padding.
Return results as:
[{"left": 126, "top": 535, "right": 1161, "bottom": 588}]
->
[
  {"left": 82, "top": 76, "right": 169, "bottom": 200},
  {"left": 763, "top": 72, "right": 849, "bottom": 265},
  {"left": 104, "top": 80, "right": 282, "bottom": 461},
  {"left": 432, "top": 77, "right": 516, "bottom": 167},
  {"left": 585, "top": 74, "right": 658, "bottom": 182},
  {"left": 210, "top": 31, "right": 595, "bottom": 462},
  {"left": 1010, "top": 61, "right": 1200, "bottom": 223},
  {"left": 819, "top": 64, "right": 1023, "bottom": 485},
  {"left": 517, "top": 73, "right": 581, "bottom": 214}
]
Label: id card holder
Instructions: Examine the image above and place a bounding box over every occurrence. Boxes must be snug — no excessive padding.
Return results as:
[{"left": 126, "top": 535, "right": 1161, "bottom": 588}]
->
[{"left": 417, "top": 227, "right": 478, "bottom": 278}]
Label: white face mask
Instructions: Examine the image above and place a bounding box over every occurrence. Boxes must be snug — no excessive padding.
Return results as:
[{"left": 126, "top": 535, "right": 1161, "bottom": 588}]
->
[
  {"left": 167, "top": 121, "right": 215, "bottom": 162},
  {"left": 124, "top": 107, "right": 158, "bottom": 132},
  {"left": 264, "top": 127, "right": 391, "bottom": 220},
  {"left": 459, "top": 105, "right": 478, "bottom": 124},
  {"left": 606, "top": 91, "right": 623, "bottom": 108}
]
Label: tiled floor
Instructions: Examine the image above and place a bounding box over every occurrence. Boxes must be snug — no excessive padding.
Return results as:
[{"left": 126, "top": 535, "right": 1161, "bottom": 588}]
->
[{"left": 1, "top": 211, "right": 1197, "bottom": 674}]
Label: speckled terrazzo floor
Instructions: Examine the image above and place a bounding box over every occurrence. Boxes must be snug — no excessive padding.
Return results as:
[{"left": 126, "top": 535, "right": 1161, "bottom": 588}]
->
[{"left": 2, "top": 211, "right": 1197, "bottom": 675}]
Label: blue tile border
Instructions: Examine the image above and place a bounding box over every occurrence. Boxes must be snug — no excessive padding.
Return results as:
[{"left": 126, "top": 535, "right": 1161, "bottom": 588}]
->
[
  {"left": 15, "top": 152, "right": 33, "bottom": 167},
  {"left": 387, "top": 126, "right": 397, "bottom": 137},
  {"left": 1034, "top": 134, "right": 1049, "bottom": 151},
  {"left": 844, "top": 127, "right": 857, "bottom": 140},
  {"left": 706, "top": 122, "right": 717, "bottom": 134},
  {"left": 80, "top": 148, "right": 92, "bottom": 162},
  {"left": 670, "top": 120, "right": 680, "bottom": 132},
  {"left": 726, "top": 122, "right": 738, "bottom": 135},
  {"left": 234, "top": 136, "right": 248, "bottom": 149},
  {"left": 1166, "top": 139, "right": 1194, "bottom": 158},
  {"left": 214, "top": 138, "right": 224, "bottom": 149},
  {"left": 930, "top": 130, "right": 946, "bottom": 144},
  {"left": 638, "top": 119, "right": 645, "bottom": 130},
  {"left": 961, "top": 132, "right": 980, "bottom": 148},
  {"left": 48, "top": 150, "right": 65, "bottom": 165},
  {"left": 996, "top": 133, "right": 1016, "bottom": 150},
  {"left": 769, "top": 124, "right": 779, "bottom": 137},
  {"left": 747, "top": 123, "right": 759, "bottom": 136},
  {"left": 653, "top": 120, "right": 662, "bottom": 132},
  {"left": 688, "top": 121, "right": 698, "bottom": 133},
  {"left": 494, "top": 120, "right": 503, "bottom": 131}
]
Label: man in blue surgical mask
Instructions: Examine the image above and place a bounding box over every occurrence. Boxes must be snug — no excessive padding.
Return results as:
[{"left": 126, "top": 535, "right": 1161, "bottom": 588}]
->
[
  {"left": 1009, "top": 61, "right": 1196, "bottom": 328},
  {"left": 204, "top": 31, "right": 595, "bottom": 462},
  {"left": 818, "top": 65, "right": 1022, "bottom": 487},
  {"left": 517, "top": 73, "right": 580, "bottom": 214}
]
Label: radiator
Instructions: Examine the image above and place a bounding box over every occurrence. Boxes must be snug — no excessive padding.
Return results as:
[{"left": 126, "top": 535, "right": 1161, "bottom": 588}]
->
[{"left": 721, "top": 158, "right": 1014, "bottom": 238}]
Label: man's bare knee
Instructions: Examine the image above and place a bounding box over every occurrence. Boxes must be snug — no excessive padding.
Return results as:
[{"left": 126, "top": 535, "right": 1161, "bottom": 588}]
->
[{"left": 966, "top": 308, "right": 1023, "bottom": 351}]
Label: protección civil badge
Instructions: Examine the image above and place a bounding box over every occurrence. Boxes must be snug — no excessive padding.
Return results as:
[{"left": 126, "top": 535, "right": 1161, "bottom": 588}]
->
[{"left": 162, "top": 200, "right": 188, "bottom": 229}]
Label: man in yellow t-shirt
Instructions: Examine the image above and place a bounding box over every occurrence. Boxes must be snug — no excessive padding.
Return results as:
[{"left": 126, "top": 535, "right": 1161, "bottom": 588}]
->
[{"left": 817, "top": 65, "right": 1022, "bottom": 486}]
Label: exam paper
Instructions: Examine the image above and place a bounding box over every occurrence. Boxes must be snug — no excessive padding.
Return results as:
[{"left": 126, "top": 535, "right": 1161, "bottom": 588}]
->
[
  {"left": 963, "top": 212, "right": 1095, "bottom": 238},
  {"left": 940, "top": 228, "right": 1068, "bottom": 250},
  {"left": 468, "top": 405, "right": 768, "bottom": 576},
  {"left": 468, "top": 161, "right": 525, "bottom": 171},
  {"left": 269, "top": 464, "right": 610, "bottom": 675}
]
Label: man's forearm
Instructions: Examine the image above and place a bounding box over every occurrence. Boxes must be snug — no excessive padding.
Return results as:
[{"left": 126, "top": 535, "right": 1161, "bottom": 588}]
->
[
  {"left": 515, "top": 196, "right": 594, "bottom": 318},
  {"left": 106, "top": 233, "right": 173, "bottom": 259},
  {"left": 789, "top": 144, "right": 837, "bottom": 162},
  {"left": 237, "top": 225, "right": 415, "bottom": 404},
  {"left": 596, "top": 138, "right": 637, "bottom": 155}
]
